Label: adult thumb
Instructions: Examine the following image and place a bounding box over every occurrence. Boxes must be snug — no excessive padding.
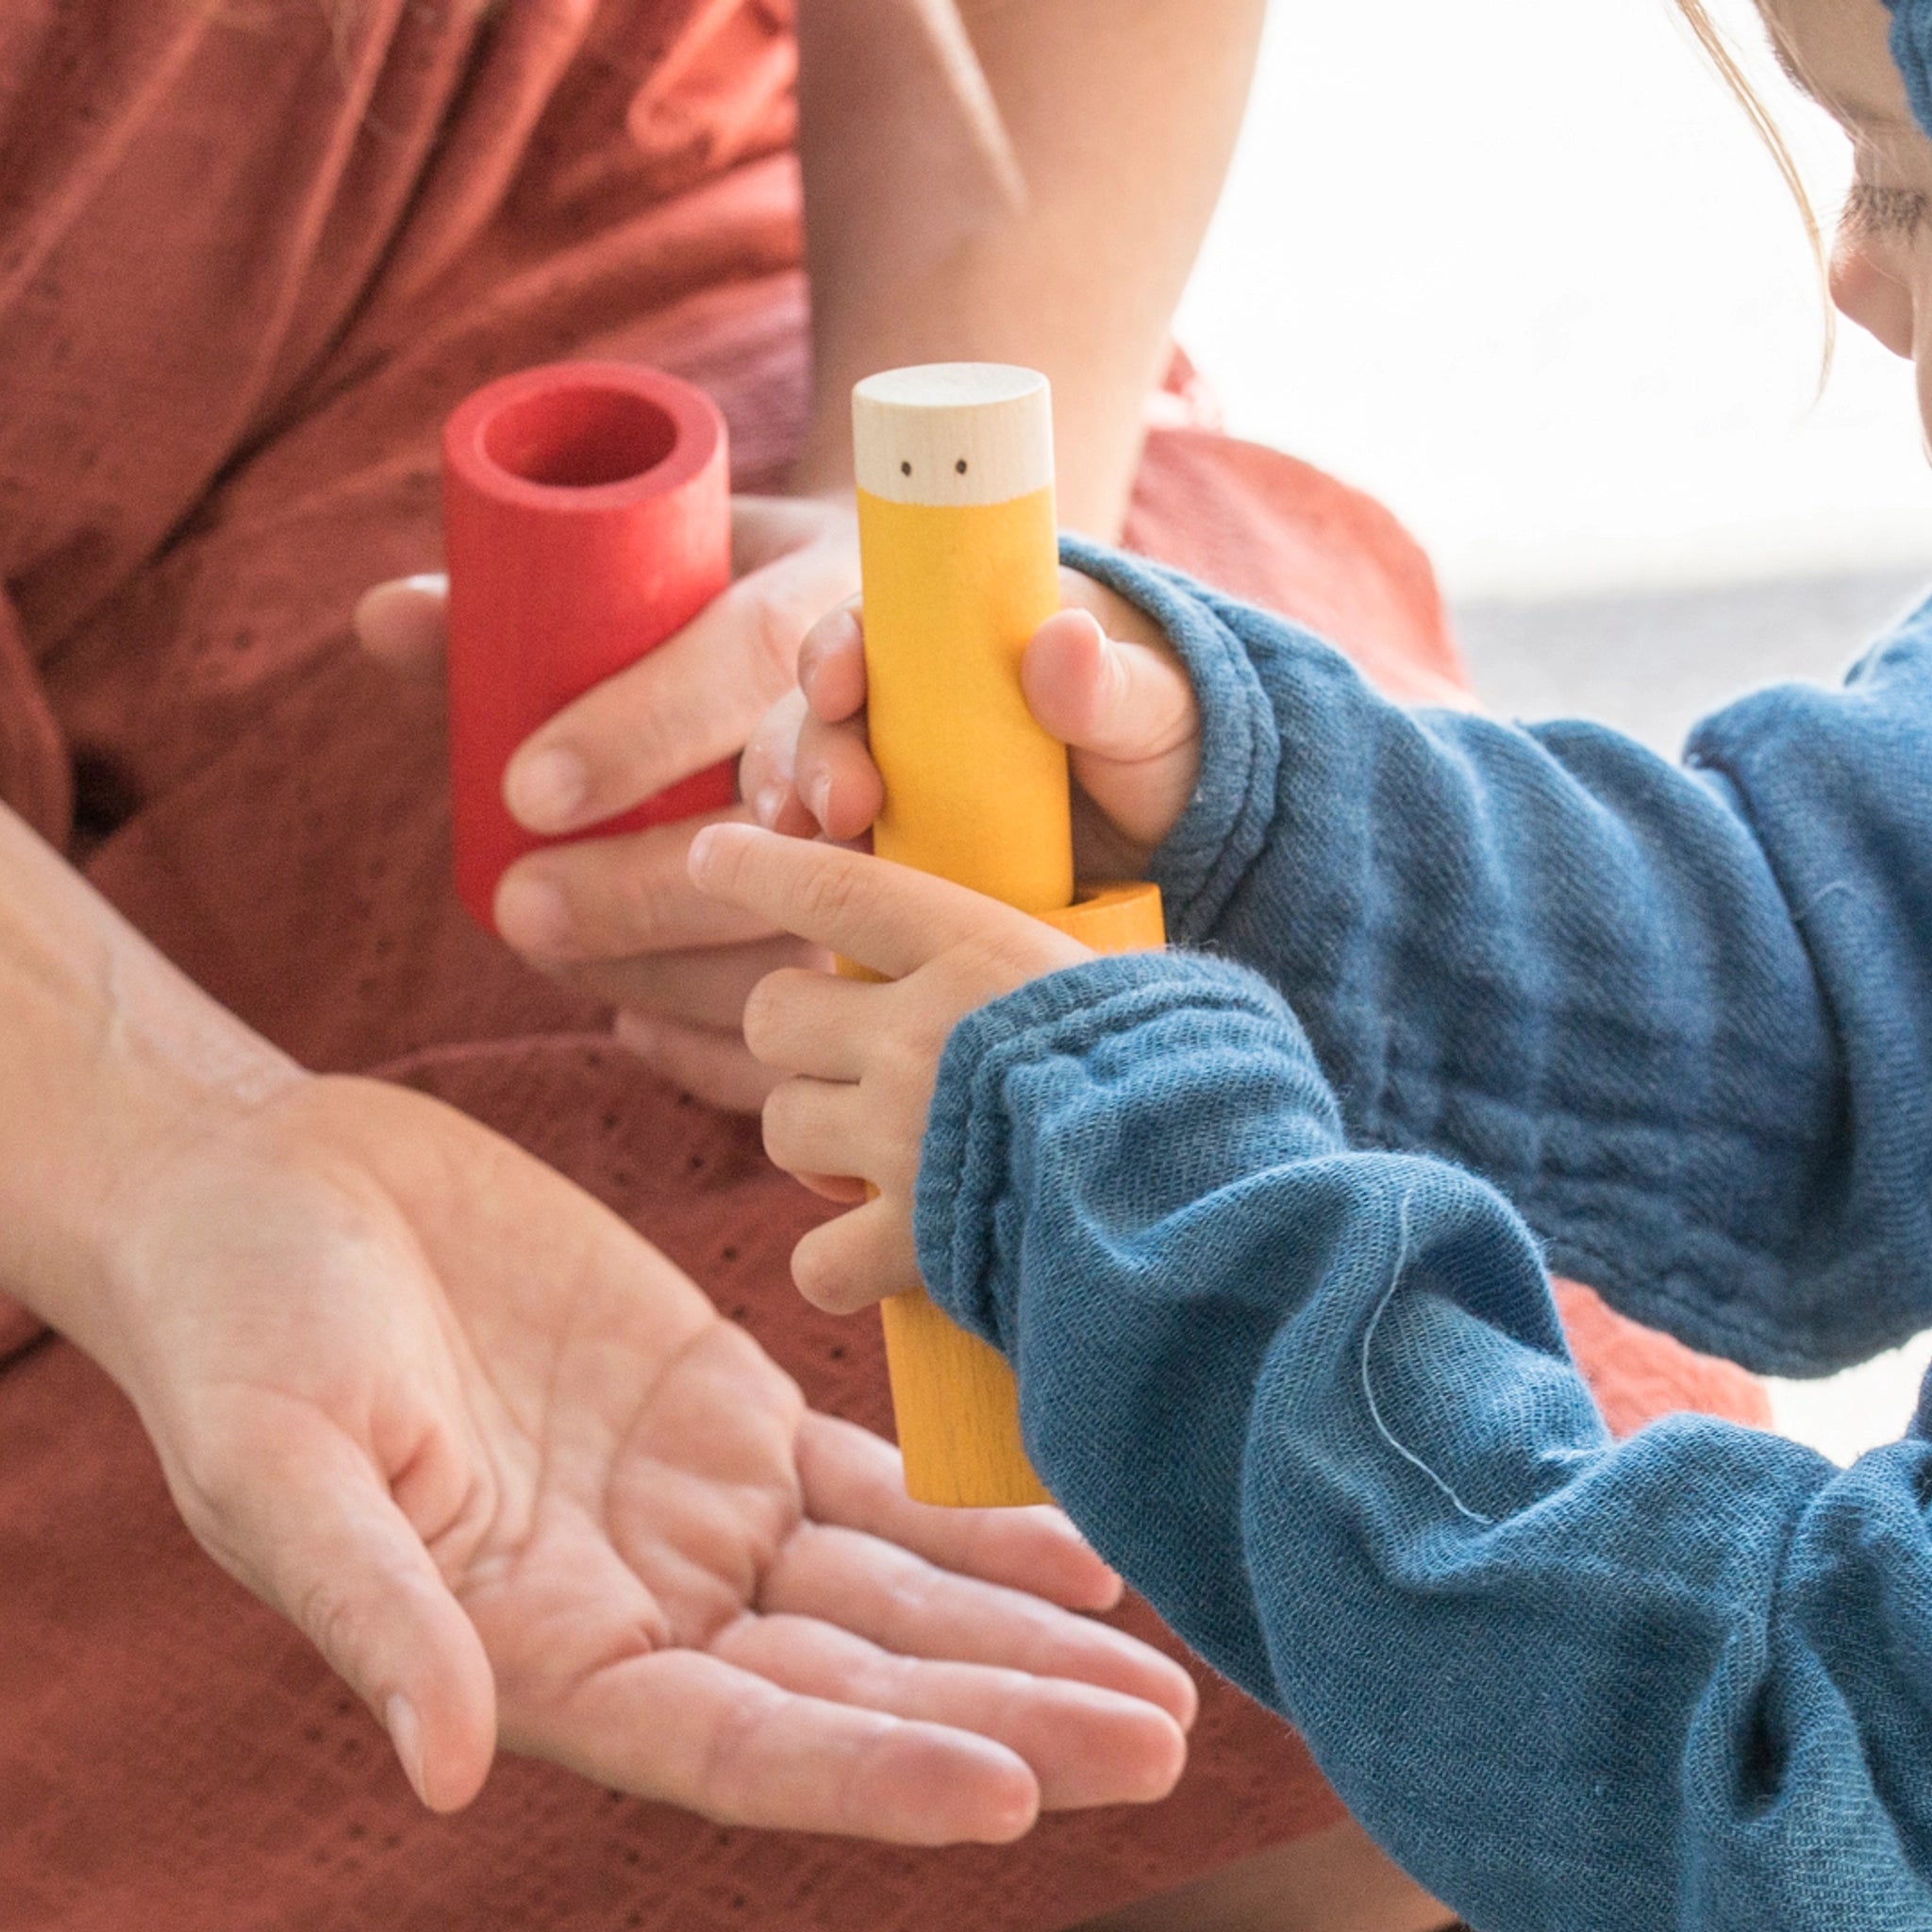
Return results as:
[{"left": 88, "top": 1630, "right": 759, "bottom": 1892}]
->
[{"left": 208, "top": 1429, "right": 498, "bottom": 1812}]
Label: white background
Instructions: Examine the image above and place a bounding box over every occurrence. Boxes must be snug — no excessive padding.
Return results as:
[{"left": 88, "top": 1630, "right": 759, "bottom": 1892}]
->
[{"left": 1175, "top": 0, "right": 1932, "bottom": 601}]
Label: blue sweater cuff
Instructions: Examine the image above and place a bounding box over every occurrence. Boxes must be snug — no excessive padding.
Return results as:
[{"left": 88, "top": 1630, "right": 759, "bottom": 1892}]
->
[{"left": 913, "top": 950, "right": 1316, "bottom": 1355}]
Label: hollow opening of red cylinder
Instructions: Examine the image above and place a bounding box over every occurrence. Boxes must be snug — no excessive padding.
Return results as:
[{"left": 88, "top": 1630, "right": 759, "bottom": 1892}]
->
[{"left": 482, "top": 387, "right": 678, "bottom": 489}]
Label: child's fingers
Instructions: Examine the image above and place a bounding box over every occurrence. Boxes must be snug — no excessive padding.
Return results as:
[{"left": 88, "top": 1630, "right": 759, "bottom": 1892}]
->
[
  {"left": 738, "top": 676, "right": 878, "bottom": 841},
  {"left": 798, "top": 603, "right": 868, "bottom": 723},
  {"left": 688, "top": 824, "right": 1046, "bottom": 981},
  {"left": 1022, "top": 609, "right": 1200, "bottom": 852},
  {"left": 742, "top": 967, "right": 876, "bottom": 1079},
  {"left": 792, "top": 707, "right": 885, "bottom": 840},
  {"left": 762, "top": 1074, "right": 878, "bottom": 1191},
  {"left": 791, "top": 1197, "right": 924, "bottom": 1313},
  {"left": 614, "top": 1010, "right": 783, "bottom": 1113},
  {"left": 1022, "top": 609, "right": 1194, "bottom": 762}
]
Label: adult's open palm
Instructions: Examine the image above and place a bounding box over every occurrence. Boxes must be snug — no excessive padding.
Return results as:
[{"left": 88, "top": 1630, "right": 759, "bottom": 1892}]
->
[{"left": 104, "top": 1075, "right": 1192, "bottom": 1840}]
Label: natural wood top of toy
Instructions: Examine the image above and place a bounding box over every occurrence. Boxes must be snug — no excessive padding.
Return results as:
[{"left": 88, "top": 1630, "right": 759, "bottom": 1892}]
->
[{"left": 852, "top": 363, "right": 1054, "bottom": 509}]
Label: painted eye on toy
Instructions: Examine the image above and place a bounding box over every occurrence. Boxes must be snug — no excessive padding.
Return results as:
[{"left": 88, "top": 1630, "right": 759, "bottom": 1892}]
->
[{"left": 900, "top": 459, "right": 911, "bottom": 476}]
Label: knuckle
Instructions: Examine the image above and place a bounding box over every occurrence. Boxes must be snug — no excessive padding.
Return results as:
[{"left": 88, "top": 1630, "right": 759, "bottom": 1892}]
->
[
  {"left": 695, "top": 1690, "right": 781, "bottom": 1825},
  {"left": 165, "top": 1438, "right": 250, "bottom": 1555},
  {"left": 294, "top": 1573, "right": 368, "bottom": 1685},
  {"left": 795, "top": 854, "right": 861, "bottom": 931},
  {"left": 742, "top": 583, "right": 813, "bottom": 696},
  {"left": 601, "top": 861, "right": 675, "bottom": 954}
]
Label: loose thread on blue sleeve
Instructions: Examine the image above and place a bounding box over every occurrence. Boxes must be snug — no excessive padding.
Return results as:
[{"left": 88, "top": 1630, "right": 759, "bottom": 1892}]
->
[{"left": 1359, "top": 1190, "right": 1497, "bottom": 1527}]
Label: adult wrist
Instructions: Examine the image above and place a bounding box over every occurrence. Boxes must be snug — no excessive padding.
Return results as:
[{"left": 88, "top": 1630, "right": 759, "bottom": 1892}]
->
[
  {"left": 0, "top": 869, "right": 301, "bottom": 1386},
  {"left": 9, "top": 1034, "right": 305, "bottom": 1382}
]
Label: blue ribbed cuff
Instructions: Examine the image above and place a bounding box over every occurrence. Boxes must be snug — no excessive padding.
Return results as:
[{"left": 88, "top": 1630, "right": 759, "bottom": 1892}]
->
[{"left": 913, "top": 949, "right": 1311, "bottom": 1351}]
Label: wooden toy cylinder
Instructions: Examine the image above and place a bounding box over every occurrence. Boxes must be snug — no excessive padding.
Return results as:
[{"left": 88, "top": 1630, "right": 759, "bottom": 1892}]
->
[
  {"left": 441, "top": 360, "right": 736, "bottom": 931},
  {"left": 854, "top": 364, "right": 1165, "bottom": 1508}
]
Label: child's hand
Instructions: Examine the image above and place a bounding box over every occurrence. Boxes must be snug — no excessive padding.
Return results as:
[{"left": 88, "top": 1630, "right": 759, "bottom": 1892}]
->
[
  {"left": 739, "top": 570, "right": 1200, "bottom": 882},
  {"left": 688, "top": 823, "right": 1092, "bottom": 1312}
]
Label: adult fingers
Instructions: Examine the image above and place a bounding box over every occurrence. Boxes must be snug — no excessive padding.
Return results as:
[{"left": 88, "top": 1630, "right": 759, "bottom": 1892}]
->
[
  {"left": 493, "top": 809, "right": 776, "bottom": 964},
  {"left": 688, "top": 824, "right": 1072, "bottom": 982},
  {"left": 793, "top": 1412, "right": 1124, "bottom": 1614},
  {"left": 732, "top": 492, "right": 855, "bottom": 576},
  {"left": 710, "top": 1614, "right": 1186, "bottom": 1811},
  {"left": 761, "top": 1520, "right": 1197, "bottom": 1732},
  {"left": 790, "top": 1196, "right": 923, "bottom": 1313},
  {"left": 529, "top": 1646, "right": 1040, "bottom": 1844},
  {"left": 562, "top": 935, "right": 819, "bottom": 1032},
  {"left": 353, "top": 574, "right": 449, "bottom": 679},
  {"left": 186, "top": 1423, "right": 497, "bottom": 1813},
  {"left": 613, "top": 1011, "right": 782, "bottom": 1114},
  {"left": 502, "top": 538, "right": 858, "bottom": 836}
]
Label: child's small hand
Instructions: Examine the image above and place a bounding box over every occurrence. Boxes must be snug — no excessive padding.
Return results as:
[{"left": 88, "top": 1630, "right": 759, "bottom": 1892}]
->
[
  {"left": 738, "top": 570, "right": 1200, "bottom": 881},
  {"left": 688, "top": 823, "right": 1092, "bottom": 1312}
]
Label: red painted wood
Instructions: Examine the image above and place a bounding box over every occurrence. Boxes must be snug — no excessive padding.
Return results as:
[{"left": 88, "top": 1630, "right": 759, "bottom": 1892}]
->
[{"left": 442, "top": 360, "right": 734, "bottom": 930}]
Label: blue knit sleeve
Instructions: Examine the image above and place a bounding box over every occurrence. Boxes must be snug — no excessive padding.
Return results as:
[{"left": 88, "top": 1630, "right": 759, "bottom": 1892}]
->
[
  {"left": 916, "top": 951, "right": 1932, "bottom": 1932},
  {"left": 1059, "top": 537, "right": 1932, "bottom": 1376}
]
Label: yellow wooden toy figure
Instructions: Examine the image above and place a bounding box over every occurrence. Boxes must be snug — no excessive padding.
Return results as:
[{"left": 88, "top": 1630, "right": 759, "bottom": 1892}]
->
[{"left": 852, "top": 363, "right": 1166, "bottom": 1507}]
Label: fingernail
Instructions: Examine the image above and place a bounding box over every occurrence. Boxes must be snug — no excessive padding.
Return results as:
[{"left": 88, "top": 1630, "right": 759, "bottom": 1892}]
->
[
  {"left": 493, "top": 874, "right": 571, "bottom": 955},
  {"left": 505, "top": 746, "right": 589, "bottom": 832},
  {"left": 754, "top": 784, "right": 789, "bottom": 828},
  {"left": 807, "top": 770, "right": 833, "bottom": 828},
  {"left": 386, "top": 1694, "right": 427, "bottom": 1805}
]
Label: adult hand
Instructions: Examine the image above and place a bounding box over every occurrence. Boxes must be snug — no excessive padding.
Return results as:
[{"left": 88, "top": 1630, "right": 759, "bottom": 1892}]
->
[
  {"left": 688, "top": 824, "right": 1092, "bottom": 1311},
  {"left": 738, "top": 567, "right": 1200, "bottom": 884},
  {"left": 102, "top": 1071, "right": 1193, "bottom": 1838},
  {"left": 355, "top": 495, "right": 861, "bottom": 1112}
]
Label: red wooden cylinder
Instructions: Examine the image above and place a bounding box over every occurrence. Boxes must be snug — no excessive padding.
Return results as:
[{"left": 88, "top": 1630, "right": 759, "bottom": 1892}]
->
[{"left": 441, "top": 360, "right": 736, "bottom": 930}]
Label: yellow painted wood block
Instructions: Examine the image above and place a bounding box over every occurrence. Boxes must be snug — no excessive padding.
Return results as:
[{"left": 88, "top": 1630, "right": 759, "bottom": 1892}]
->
[
  {"left": 859, "top": 486, "right": 1071, "bottom": 913},
  {"left": 853, "top": 364, "right": 1166, "bottom": 1507}
]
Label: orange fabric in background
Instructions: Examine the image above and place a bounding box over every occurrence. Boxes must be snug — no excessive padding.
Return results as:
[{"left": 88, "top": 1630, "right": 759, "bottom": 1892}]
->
[{"left": 0, "top": 5, "right": 1765, "bottom": 1928}]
